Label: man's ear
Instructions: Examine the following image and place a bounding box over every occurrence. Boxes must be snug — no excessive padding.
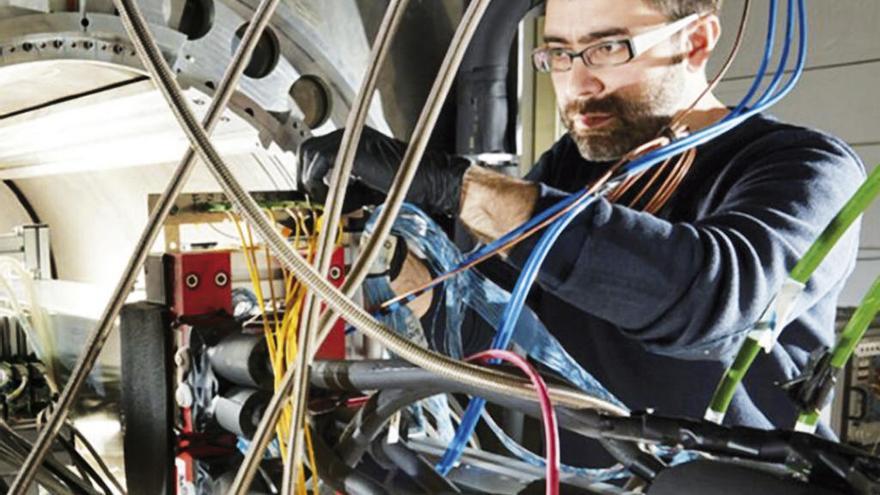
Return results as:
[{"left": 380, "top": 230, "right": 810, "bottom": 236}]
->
[{"left": 684, "top": 14, "right": 721, "bottom": 72}]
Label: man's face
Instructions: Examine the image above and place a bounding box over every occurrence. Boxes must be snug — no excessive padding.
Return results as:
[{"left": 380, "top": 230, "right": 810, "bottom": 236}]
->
[{"left": 545, "top": 0, "right": 690, "bottom": 161}]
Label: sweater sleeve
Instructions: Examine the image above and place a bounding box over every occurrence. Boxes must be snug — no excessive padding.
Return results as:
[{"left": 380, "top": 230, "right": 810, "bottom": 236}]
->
[{"left": 507, "top": 129, "right": 865, "bottom": 360}]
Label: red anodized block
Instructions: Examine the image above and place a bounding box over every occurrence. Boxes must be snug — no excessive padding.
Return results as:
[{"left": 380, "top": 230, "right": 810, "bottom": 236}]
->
[
  {"left": 169, "top": 251, "right": 233, "bottom": 318},
  {"left": 314, "top": 246, "right": 347, "bottom": 359}
]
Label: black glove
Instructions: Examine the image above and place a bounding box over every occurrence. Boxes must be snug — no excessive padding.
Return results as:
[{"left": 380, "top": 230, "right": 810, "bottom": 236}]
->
[{"left": 297, "top": 126, "right": 470, "bottom": 215}]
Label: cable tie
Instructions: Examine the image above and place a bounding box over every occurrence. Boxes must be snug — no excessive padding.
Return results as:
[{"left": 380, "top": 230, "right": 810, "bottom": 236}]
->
[{"left": 747, "top": 278, "right": 805, "bottom": 353}]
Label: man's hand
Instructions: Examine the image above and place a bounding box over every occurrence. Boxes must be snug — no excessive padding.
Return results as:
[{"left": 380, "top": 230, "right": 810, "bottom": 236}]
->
[
  {"left": 297, "top": 126, "right": 470, "bottom": 215},
  {"left": 389, "top": 250, "right": 434, "bottom": 318},
  {"left": 298, "top": 126, "right": 403, "bottom": 212},
  {"left": 458, "top": 166, "right": 539, "bottom": 245}
]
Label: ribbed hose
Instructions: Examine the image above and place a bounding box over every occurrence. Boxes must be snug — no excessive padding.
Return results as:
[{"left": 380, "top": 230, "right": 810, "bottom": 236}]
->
[
  {"left": 282, "top": 1, "right": 410, "bottom": 492},
  {"left": 44, "top": 3, "right": 624, "bottom": 495},
  {"left": 125, "top": 0, "right": 619, "bottom": 415},
  {"left": 288, "top": 0, "right": 489, "bottom": 490},
  {"left": 7, "top": 1, "right": 283, "bottom": 492}
]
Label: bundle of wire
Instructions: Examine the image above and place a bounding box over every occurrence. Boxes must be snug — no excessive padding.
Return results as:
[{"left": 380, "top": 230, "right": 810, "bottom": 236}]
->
[
  {"left": 361, "top": 203, "right": 629, "bottom": 479},
  {"left": 229, "top": 208, "right": 330, "bottom": 495},
  {"left": 433, "top": 0, "right": 807, "bottom": 474}
]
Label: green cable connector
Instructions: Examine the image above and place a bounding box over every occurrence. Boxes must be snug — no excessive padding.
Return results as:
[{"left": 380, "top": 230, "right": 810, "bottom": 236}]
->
[
  {"left": 706, "top": 334, "right": 764, "bottom": 423},
  {"left": 795, "top": 276, "right": 880, "bottom": 432},
  {"left": 706, "top": 164, "right": 880, "bottom": 423}
]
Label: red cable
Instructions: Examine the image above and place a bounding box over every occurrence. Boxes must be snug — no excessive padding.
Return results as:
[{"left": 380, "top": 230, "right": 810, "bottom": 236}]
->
[{"left": 465, "top": 350, "right": 560, "bottom": 495}]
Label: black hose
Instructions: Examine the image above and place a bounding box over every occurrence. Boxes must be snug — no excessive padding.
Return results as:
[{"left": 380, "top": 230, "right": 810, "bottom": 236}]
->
[
  {"left": 455, "top": 0, "right": 537, "bottom": 154},
  {"left": 599, "top": 438, "right": 665, "bottom": 482},
  {"left": 311, "top": 359, "right": 880, "bottom": 492},
  {"left": 0, "top": 422, "right": 98, "bottom": 495},
  {"left": 314, "top": 361, "right": 658, "bottom": 475},
  {"left": 58, "top": 435, "right": 114, "bottom": 495},
  {"left": 336, "top": 388, "right": 433, "bottom": 466}
]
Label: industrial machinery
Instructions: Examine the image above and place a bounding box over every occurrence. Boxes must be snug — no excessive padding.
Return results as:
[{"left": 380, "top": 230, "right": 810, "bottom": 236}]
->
[{"left": 0, "top": 0, "right": 879, "bottom": 494}]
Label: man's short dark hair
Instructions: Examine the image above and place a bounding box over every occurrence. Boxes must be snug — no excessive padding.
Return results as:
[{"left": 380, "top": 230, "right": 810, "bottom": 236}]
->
[{"left": 646, "top": 0, "right": 722, "bottom": 19}]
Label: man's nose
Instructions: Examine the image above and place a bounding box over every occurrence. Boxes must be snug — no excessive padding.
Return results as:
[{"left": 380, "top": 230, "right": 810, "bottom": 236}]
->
[{"left": 564, "top": 59, "right": 605, "bottom": 98}]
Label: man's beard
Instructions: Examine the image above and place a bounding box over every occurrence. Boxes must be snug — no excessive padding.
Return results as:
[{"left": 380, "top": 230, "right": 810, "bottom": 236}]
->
[{"left": 560, "top": 66, "right": 686, "bottom": 162}]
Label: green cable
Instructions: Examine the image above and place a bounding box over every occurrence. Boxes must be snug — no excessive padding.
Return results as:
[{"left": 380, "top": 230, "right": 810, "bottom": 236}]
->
[
  {"left": 790, "top": 166, "right": 880, "bottom": 284},
  {"left": 795, "top": 275, "right": 880, "bottom": 431},
  {"left": 706, "top": 164, "right": 880, "bottom": 423}
]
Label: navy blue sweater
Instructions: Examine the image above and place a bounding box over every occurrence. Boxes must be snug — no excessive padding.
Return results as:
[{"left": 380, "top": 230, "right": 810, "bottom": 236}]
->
[{"left": 469, "top": 113, "right": 864, "bottom": 464}]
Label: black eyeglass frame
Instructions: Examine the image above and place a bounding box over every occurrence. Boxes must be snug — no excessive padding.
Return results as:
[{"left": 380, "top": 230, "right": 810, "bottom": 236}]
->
[{"left": 532, "top": 13, "right": 700, "bottom": 73}]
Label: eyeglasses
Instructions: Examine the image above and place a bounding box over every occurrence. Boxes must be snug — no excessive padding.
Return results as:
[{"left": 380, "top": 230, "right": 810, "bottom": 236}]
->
[{"left": 532, "top": 13, "right": 699, "bottom": 73}]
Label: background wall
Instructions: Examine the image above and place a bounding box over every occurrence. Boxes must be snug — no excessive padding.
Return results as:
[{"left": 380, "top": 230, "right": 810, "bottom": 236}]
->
[{"left": 712, "top": 0, "right": 880, "bottom": 306}]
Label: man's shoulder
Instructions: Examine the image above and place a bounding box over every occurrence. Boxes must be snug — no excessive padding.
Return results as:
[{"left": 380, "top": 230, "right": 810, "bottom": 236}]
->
[
  {"left": 730, "top": 114, "right": 863, "bottom": 170},
  {"left": 706, "top": 113, "right": 866, "bottom": 185}
]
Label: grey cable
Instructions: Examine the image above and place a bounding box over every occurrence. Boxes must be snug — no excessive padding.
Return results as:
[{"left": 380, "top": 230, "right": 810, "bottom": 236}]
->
[
  {"left": 0, "top": 421, "right": 95, "bottom": 495},
  {"left": 69, "top": 424, "right": 126, "bottom": 494},
  {"left": 7, "top": 0, "right": 284, "bottom": 491},
  {"left": 281, "top": 1, "right": 410, "bottom": 492}
]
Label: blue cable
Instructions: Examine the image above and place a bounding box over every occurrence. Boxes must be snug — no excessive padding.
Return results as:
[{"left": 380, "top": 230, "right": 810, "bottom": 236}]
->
[
  {"left": 438, "top": 0, "right": 807, "bottom": 474},
  {"left": 625, "top": 0, "right": 806, "bottom": 177},
  {"left": 424, "top": 0, "right": 793, "bottom": 296}
]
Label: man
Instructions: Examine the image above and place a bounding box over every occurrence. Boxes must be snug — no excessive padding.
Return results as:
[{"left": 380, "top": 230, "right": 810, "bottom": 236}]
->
[{"left": 299, "top": 0, "right": 864, "bottom": 465}]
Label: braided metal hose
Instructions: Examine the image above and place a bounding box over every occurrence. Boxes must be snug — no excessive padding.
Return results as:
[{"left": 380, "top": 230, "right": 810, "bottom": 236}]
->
[
  {"left": 280, "top": 0, "right": 411, "bottom": 492},
  {"left": 8, "top": 1, "right": 284, "bottom": 492},
  {"left": 13, "top": 1, "right": 628, "bottom": 494},
  {"left": 284, "top": 0, "right": 498, "bottom": 490},
  {"left": 121, "top": 0, "right": 625, "bottom": 461}
]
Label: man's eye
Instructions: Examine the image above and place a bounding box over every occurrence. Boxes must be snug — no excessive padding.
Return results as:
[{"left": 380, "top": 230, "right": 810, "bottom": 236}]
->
[
  {"left": 595, "top": 43, "right": 622, "bottom": 54},
  {"left": 548, "top": 48, "right": 569, "bottom": 59}
]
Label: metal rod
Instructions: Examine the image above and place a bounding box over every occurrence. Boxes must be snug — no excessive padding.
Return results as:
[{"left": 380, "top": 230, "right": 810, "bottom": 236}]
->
[
  {"left": 283, "top": 0, "right": 492, "bottom": 490},
  {"left": 43, "top": 4, "right": 624, "bottom": 495},
  {"left": 275, "top": 0, "right": 412, "bottom": 491},
  {"left": 7, "top": 1, "right": 283, "bottom": 491}
]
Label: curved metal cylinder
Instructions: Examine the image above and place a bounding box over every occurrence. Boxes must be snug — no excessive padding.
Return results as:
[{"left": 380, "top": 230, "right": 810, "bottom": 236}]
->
[{"left": 208, "top": 332, "right": 274, "bottom": 390}]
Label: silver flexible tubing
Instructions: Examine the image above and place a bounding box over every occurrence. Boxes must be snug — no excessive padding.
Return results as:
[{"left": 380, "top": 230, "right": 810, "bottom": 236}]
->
[
  {"left": 283, "top": 0, "right": 492, "bottom": 490},
  {"left": 249, "top": 1, "right": 494, "bottom": 489},
  {"left": 15, "top": 0, "right": 629, "bottom": 493},
  {"left": 279, "top": 0, "right": 410, "bottom": 492},
  {"left": 116, "top": 0, "right": 626, "bottom": 414},
  {"left": 8, "top": 0, "right": 283, "bottom": 491},
  {"left": 246, "top": 0, "right": 626, "bottom": 491}
]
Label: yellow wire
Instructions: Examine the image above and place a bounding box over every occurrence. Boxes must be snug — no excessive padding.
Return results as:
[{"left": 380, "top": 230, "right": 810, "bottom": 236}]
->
[
  {"left": 228, "top": 207, "right": 327, "bottom": 489},
  {"left": 227, "top": 212, "right": 289, "bottom": 459},
  {"left": 227, "top": 214, "right": 278, "bottom": 368}
]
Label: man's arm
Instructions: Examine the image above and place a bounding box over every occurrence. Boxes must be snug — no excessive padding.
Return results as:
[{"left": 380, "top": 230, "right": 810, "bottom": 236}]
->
[{"left": 459, "top": 130, "right": 865, "bottom": 360}]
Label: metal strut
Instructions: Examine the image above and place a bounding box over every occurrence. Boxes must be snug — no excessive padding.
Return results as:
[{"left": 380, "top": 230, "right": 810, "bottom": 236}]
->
[
  {"left": 8, "top": 0, "right": 285, "bottom": 491},
  {"left": 16, "top": 0, "right": 626, "bottom": 493}
]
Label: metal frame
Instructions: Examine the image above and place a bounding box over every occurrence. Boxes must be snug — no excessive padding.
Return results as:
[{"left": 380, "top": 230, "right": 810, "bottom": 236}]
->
[{"left": 0, "top": 225, "right": 51, "bottom": 280}]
